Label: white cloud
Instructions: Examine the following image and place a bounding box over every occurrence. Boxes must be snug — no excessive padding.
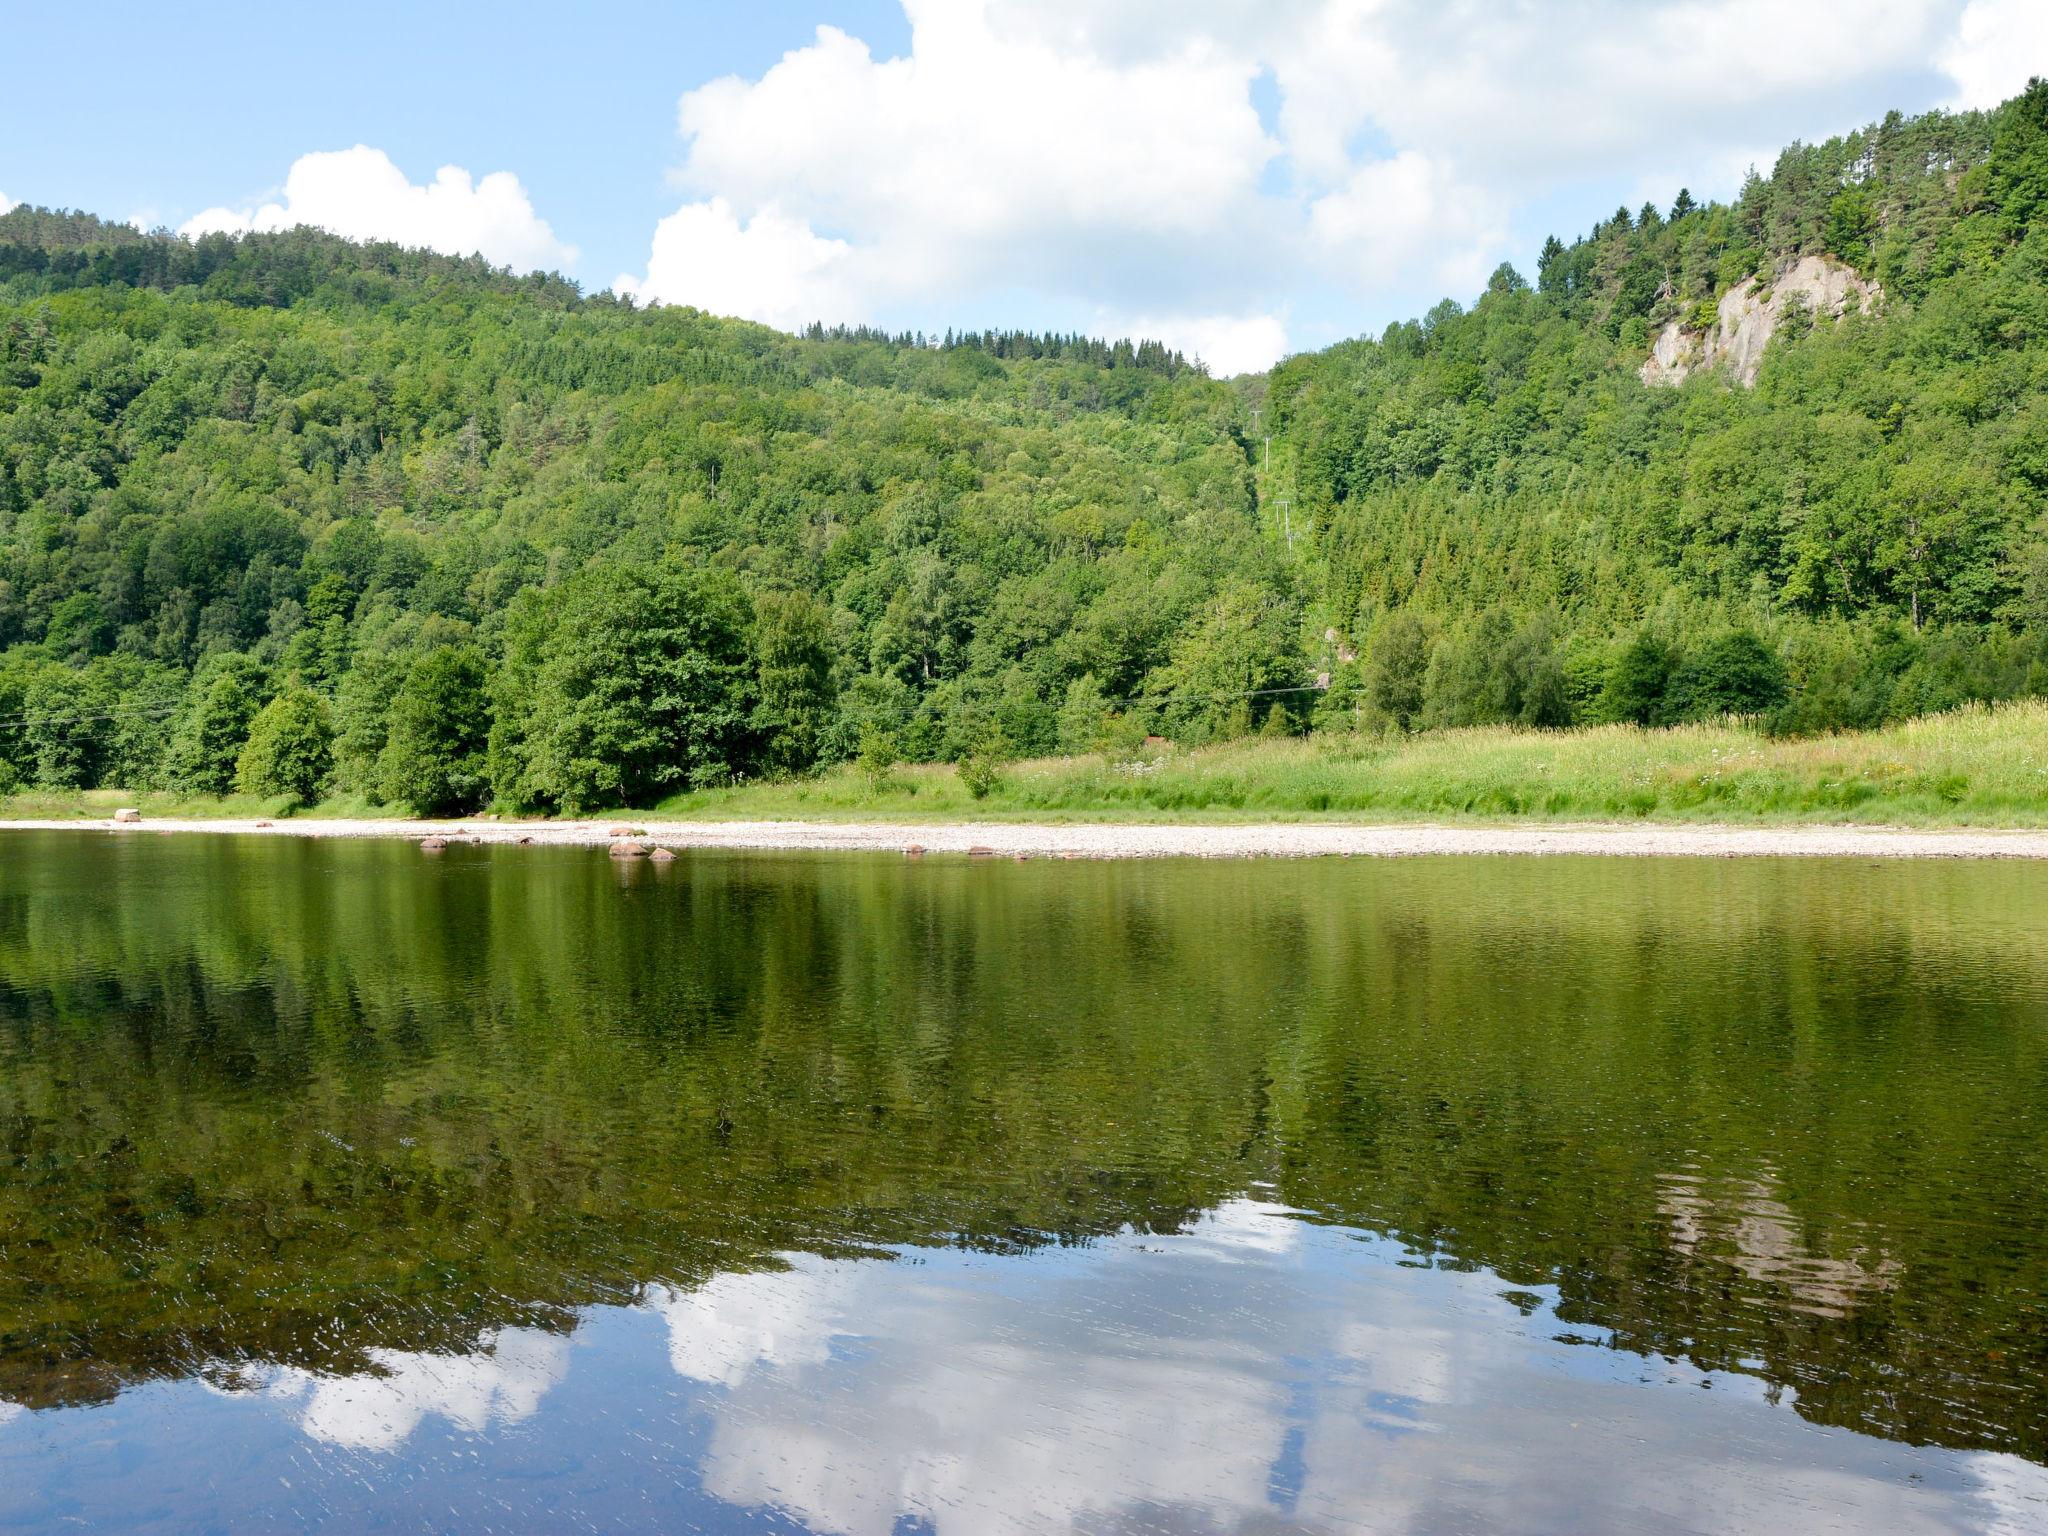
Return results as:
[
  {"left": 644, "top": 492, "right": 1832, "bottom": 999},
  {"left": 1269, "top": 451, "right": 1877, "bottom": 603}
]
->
[
  {"left": 1098, "top": 309, "right": 1292, "bottom": 377},
  {"left": 619, "top": 0, "right": 1997, "bottom": 360},
  {"left": 617, "top": 2, "right": 1283, "bottom": 358},
  {"left": 1940, "top": 0, "right": 2048, "bottom": 110},
  {"left": 614, "top": 198, "right": 853, "bottom": 328},
  {"left": 1307, "top": 149, "right": 1505, "bottom": 298},
  {"left": 0, "top": 191, "right": 15, "bottom": 216},
  {"left": 180, "top": 146, "right": 575, "bottom": 273}
]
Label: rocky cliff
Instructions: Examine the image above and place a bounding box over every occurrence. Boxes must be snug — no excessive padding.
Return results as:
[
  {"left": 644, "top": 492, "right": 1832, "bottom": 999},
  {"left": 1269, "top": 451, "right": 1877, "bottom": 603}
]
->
[{"left": 1641, "top": 254, "right": 1880, "bottom": 388}]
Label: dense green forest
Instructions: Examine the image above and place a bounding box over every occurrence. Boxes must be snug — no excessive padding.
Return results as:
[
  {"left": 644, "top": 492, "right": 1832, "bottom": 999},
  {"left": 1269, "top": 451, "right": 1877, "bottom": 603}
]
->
[{"left": 2, "top": 83, "right": 2045, "bottom": 813}]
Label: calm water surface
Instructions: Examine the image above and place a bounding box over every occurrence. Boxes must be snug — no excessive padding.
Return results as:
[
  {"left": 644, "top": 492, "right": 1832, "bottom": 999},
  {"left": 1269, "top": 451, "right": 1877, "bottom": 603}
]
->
[{"left": 0, "top": 833, "right": 2044, "bottom": 1534}]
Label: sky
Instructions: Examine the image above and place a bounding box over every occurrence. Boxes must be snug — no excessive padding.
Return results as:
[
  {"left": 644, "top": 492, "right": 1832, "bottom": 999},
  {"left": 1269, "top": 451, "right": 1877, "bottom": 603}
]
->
[{"left": 3, "top": 0, "right": 2044, "bottom": 375}]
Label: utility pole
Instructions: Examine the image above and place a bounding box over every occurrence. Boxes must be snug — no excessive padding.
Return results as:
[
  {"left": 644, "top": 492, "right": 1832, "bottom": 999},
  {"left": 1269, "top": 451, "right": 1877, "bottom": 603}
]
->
[{"left": 1276, "top": 495, "right": 1293, "bottom": 554}]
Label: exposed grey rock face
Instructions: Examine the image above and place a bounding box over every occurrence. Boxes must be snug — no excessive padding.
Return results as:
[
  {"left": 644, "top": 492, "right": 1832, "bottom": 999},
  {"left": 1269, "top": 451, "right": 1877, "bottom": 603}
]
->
[{"left": 1641, "top": 254, "right": 1879, "bottom": 388}]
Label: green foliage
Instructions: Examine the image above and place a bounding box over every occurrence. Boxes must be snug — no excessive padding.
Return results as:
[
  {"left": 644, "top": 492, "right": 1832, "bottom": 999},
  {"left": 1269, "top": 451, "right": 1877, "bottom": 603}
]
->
[
  {"left": 751, "top": 590, "right": 836, "bottom": 776},
  {"left": 0, "top": 81, "right": 2043, "bottom": 799},
  {"left": 377, "top": 646, "right": 490, "bottom": 815},
  {"left": 1600, "top": 633, "right": 1675, "bottom": 725},
  {"left": 1057, "top": 673, "right": 1113, "bottom": 755},
  {"left": 956, "top": 719, "right": 1014, "bottom": 800},
  {"left": 1366, "top": 613, "right": 1430, "bottom": 730},
  {"left": 491, "top": 566, "right": 755, "bottom": 813},
  {"left": 234, "top": 682, "right": 332, "bottom": 803},
  {"left": 161, "top": 654, "right": 264, "bottom": 794},
  {"left": 1666, "top": 630, "right": 1790, "bottom": 720},
  {"left": 855, "top": 725, "right": 900, "bottom": 794}
]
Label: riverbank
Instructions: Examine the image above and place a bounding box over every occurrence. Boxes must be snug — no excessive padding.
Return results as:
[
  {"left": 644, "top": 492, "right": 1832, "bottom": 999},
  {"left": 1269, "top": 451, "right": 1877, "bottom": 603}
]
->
[
  {"left": 4, "top": 814, "right": 2048, "bottom": 859},
  {"left": 6, "top": 702, "right": 2048, "bottom": 850},
  {"left": 657, "top": 702, "right": 2048, "bottom": 827}
]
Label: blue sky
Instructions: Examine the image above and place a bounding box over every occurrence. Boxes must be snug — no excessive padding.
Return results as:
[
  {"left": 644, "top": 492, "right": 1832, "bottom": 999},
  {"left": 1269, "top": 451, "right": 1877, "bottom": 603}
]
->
[{"left": 3, "top": 1, "right": 2042, "bottom": 373}]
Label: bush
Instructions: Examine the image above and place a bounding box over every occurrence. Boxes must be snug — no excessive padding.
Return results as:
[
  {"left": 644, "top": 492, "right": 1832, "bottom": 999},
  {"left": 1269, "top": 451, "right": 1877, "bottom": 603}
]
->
[
  {"left": 957, "top": 722, "right": 1013, "bottom": 800},
  {"left": 490, "top": 565, "right": 756, "bottom": 813},
  {"left": 1666, "top": 631, "right": 1788, "bottom": 720},
  {"left": 751, "top": 589, "right": 835, "bottom": 775},
  {"left": 234, "top": 685, "right": 333, "bottom": 804},
  {"left": 856, "top": 726, "right": 899, "bottom": 795},
  {"left": 1599, "top": 633, "right": 1675, "bottom": 724},
  {"left": 1366, "top": 614, "right": 1429, "bottom": 731}
]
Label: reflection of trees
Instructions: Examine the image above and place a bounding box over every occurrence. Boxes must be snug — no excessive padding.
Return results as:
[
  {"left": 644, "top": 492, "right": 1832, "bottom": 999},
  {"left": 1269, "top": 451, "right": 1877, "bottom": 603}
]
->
[{"left": 0, "top": 836, "right": 2042, "bottom": 1459}]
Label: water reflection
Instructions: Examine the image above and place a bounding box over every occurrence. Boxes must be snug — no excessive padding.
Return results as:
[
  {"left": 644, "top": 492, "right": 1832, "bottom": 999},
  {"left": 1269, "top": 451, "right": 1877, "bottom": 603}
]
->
[
  {"left": 0, "top": 835, "right": 2045, "bottom": 1531},
  {"left": 8, "top": 1201, "right": 2044, "bottom": 1534}
]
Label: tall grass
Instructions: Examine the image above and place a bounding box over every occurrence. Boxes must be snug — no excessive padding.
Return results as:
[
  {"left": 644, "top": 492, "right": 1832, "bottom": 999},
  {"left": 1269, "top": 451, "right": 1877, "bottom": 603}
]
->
[{"left": 662, "top": 700, "right": 2048, "bottom": 826}]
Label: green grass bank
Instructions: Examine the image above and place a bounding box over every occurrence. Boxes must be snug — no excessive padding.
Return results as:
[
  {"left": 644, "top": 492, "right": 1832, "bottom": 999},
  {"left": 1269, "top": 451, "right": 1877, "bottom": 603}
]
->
[{"left": 6, "top": 701, "right": 2046, "bottom": 829}]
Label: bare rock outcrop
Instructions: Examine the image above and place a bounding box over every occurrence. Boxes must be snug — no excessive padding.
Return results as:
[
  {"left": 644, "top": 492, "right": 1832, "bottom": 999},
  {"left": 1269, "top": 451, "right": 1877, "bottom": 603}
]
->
[{"left": 1642, "top": 254, "right": 1879, "bottom": 388}]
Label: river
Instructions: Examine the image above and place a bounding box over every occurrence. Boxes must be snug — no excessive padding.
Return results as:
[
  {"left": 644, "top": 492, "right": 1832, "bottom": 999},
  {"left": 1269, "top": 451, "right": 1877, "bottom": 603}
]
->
[{"left": 0, "top": 833, "right": 2042, "bottom": 1532}]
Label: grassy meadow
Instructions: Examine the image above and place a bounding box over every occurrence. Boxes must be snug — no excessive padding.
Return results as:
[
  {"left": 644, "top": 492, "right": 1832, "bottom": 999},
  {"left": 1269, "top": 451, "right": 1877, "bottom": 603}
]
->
[{"left": 5, "top": 701, "right": 2045, "bottom": 829}]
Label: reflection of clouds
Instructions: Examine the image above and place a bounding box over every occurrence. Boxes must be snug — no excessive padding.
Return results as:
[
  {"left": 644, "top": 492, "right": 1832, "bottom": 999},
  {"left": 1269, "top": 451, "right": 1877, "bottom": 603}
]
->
[
  {"left": 1973, "top": 1451, "right": 2048, "bottom": 1536},
  {"left": 1332, "top": 1319, "right": 1453, "bottom": 1408},
  {"left": 299, "top": 1328, "right": 569, "bottom": 1450},
  {"left": 656, "top": 1203, "right": 1299, "bottom": 1536},
  {"left": 218, "top": 1328, "right": 572, "bottom": 1452},
  {"left": 652, "top": 1200, "right": 2009, "bottom": 1536},
  {"left": 130, "top": 1200, "right": 2041, "bottom": 1533},
  {"left": 0, "top": 1401, "right": 20, "bottom": 1429},
  {"left": 652, "top": 1255, "right": 857, "bottom": 1388}
]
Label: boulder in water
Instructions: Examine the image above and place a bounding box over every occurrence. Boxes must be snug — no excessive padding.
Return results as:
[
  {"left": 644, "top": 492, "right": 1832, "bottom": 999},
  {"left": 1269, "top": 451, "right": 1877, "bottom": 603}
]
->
[
  {"left": 649, "top": 846, "right": 677, "bottom": 861},
  {"left": 609, "top": 839, "right": 649, "bottom": 859},
  {"left": 420, "top": 836, "right": 448, "bottom": 852}
]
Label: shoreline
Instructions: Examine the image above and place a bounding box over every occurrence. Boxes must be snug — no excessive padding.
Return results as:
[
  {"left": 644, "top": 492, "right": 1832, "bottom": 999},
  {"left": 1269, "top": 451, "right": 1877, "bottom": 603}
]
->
[{"left": 5, "top": 815, "right": 2048, "bottom": 859}]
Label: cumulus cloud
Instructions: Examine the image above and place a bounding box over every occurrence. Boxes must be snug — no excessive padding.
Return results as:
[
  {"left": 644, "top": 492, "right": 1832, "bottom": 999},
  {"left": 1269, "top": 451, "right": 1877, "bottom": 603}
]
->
[
  {"left": 0, "top": 191, "right": 15, "bottom": 216},
  {"left": 181, "top": 146, "right": 575, "bottom": 273},
  {"left": 616, "top": 1, "right": 1285, "bottom": 363},
  {"left": 1940, "top": 0, "right": 2048, "bottom": 109},
  {"left": 617, "top": 0, "right": 2009, "bottom": 369},
  {"left": 614, "top": 198, "right": 853, "bottom": 329}
]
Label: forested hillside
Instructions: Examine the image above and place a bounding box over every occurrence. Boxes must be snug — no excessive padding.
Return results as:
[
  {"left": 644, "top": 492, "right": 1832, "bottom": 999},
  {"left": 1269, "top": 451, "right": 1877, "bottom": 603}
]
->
[
  {"left": 1273, "top": 81, "right": 2048, "bottom": 736},
  {"left": 2, "top": 83, "right": 2045, "bottom": 813}
]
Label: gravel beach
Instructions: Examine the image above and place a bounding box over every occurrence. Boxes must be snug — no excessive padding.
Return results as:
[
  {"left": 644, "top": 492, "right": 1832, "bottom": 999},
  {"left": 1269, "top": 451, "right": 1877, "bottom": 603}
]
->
[{"left": 4, "top": 816, "right": 2048, "bottom": 859}]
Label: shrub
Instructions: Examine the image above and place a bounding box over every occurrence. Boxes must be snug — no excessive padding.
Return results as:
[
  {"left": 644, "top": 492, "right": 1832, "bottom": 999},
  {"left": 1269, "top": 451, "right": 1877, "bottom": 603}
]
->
[
  {"left": 1666, "top": 631, "right": 1788, "bottom": 720},
  {"left": 856, "top": 726, "right": 899, "bottom": 795},
  {"left": 1599, "top": 633, "right": 1674, "bottom": 724},
  {"left": 957, "top": 722, "right": 1013, "bottom": 800}
]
